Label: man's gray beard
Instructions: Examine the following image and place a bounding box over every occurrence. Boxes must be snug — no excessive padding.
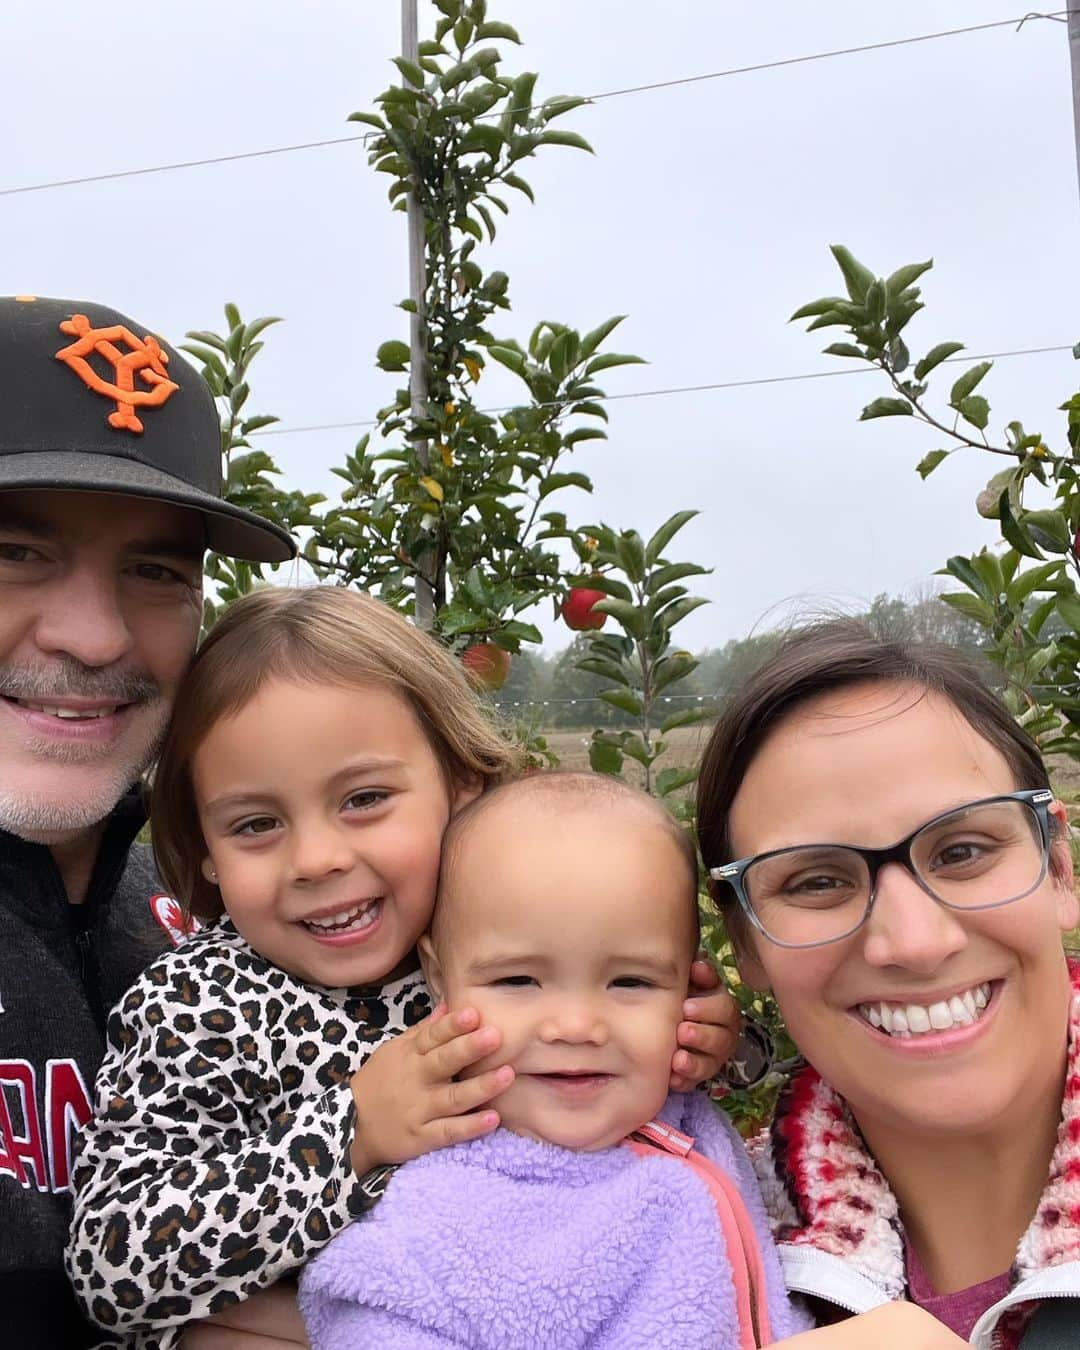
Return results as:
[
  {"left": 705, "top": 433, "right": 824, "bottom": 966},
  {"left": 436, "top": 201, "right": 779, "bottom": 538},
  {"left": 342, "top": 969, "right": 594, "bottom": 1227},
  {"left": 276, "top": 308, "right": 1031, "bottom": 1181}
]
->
[{"left": 0, "top": 659, "right": 165, "bottom": 843}]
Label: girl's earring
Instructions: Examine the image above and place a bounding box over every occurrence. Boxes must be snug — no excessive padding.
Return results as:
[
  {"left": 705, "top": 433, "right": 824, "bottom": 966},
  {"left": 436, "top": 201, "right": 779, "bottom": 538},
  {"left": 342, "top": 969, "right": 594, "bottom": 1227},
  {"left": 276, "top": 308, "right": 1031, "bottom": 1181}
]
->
[{"left": 209, "top": 869, "right": 219, "bottom": 883}]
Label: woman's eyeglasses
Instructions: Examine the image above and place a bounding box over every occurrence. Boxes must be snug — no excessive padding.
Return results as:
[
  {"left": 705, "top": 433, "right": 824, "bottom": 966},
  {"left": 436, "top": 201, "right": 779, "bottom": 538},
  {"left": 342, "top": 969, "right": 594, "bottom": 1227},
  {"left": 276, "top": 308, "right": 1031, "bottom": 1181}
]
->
[{"left": 709, "top": 789, "right": 1055, "bottom": 950}]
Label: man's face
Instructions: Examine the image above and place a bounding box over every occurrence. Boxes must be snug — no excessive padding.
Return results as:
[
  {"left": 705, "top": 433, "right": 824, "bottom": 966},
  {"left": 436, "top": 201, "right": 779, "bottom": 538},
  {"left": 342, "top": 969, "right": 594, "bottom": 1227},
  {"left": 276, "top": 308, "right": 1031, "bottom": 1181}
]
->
[{"left": 0, "top": 489, "right": 203, "bottom": 840}]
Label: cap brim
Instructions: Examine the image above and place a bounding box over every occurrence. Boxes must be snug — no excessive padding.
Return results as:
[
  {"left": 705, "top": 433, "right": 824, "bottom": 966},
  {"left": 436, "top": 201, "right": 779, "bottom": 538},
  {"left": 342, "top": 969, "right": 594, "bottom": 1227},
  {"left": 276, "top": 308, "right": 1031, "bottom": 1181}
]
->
[{"left": 0, "top": 451, "right": 296, "bottom": 563}]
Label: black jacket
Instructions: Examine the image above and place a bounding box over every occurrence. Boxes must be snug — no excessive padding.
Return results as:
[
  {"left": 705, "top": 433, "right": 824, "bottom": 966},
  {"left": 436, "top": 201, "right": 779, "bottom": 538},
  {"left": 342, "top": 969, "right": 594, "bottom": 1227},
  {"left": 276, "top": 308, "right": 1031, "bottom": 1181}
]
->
[{"left": 0, "top": 790, "right": 172, "bottom": 1348}]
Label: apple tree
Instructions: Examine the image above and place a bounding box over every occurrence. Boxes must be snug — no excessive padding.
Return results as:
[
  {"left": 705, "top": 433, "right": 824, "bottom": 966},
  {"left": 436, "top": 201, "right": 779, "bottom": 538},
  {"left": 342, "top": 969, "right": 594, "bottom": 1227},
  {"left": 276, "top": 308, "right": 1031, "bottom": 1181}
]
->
[{"left": 793, "top": 246, "right": 1080, "bottom": 761}]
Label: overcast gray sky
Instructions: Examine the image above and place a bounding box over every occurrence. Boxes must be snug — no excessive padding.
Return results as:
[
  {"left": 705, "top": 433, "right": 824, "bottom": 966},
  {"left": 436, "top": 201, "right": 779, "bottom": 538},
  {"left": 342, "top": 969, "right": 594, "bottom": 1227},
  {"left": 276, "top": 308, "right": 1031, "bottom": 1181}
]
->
[{"left": 3, "top": 1, "right": 1078, "bottom": 651}]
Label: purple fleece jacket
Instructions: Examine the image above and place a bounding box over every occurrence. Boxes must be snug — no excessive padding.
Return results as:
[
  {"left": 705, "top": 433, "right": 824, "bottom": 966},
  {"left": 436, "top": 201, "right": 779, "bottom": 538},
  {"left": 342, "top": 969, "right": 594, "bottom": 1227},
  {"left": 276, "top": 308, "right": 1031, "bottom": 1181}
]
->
[{"left": 300, "top": 1092, "right": 811, "bottom": 1349}]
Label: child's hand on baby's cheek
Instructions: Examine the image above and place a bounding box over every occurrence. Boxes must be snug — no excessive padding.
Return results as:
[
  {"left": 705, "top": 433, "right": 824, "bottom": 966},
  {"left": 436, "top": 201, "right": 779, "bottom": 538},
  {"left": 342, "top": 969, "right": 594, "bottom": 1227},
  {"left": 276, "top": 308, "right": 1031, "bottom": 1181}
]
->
[
  {"left": 348, "top": 1004, "right": 515, "bottom": 1176},
  {"left": 669, "top": 957, "right": 742, "bottom": 1092}
]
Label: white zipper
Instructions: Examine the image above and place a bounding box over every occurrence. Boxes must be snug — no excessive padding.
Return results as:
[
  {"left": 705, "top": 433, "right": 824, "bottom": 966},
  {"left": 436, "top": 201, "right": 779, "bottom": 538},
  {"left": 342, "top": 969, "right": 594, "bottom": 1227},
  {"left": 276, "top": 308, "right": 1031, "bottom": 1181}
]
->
[
  {"left": 783, "top": 1246, "right": 1080, "bottom": 1347},
  {"left": 970, "top": 1265, "right": 1080, "bottom": 1349},
  {"left": 778, "top": 1244, "right": 895, "bottom": 1316}
]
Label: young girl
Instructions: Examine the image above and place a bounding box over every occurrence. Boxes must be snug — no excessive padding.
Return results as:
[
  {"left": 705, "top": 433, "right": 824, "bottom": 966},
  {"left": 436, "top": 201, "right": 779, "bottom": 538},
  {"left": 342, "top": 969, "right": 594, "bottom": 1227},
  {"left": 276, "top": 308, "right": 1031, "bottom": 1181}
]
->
[
  {"left": 299, "top": 771, "right": 813, "bottom": 1349},
  {"left": 65, "top": 586, "right": 733, "bottom": 1349}
]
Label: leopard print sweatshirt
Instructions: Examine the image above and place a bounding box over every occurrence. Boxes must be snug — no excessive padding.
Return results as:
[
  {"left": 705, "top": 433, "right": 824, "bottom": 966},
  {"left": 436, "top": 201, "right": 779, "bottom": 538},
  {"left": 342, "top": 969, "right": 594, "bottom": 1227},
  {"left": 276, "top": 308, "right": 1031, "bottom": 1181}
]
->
[{"left": 65, "top": 918, "right": 430, "bottom": 1349}]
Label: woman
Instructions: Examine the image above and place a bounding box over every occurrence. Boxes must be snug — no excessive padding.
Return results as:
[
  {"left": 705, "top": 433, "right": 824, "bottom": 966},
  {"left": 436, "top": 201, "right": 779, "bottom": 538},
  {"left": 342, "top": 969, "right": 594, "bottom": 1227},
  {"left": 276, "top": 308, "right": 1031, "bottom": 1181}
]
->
[{"left": 697, "top": 618, "right": 1080, "bottom": 1349}]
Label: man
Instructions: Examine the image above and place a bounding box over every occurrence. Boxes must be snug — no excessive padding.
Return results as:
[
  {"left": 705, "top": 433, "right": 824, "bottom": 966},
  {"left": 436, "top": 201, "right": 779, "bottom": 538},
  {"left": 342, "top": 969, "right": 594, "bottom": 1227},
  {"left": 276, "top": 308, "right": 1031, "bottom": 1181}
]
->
[{"left": 0, "top": 294, "right": 294, "bottom": 1346}]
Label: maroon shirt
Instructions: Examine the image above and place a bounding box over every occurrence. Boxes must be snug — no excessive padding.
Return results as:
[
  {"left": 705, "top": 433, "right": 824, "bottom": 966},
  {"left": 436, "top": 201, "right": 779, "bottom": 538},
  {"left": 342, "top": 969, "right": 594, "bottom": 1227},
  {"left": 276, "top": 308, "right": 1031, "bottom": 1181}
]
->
[{"left": 905, "top": 1237, "right": 1012, "bottom": 1340}]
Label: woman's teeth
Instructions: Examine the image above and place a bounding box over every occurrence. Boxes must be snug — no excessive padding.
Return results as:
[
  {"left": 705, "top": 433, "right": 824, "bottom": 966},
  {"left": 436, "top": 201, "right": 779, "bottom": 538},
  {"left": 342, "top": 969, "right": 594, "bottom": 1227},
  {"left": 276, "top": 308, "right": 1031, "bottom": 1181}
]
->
[
  {"left": 858, "top": 982, "right": 991, "bottom": 1038},
  {"left": 302, "top": 900, "right": 380, "bottom": 934}
]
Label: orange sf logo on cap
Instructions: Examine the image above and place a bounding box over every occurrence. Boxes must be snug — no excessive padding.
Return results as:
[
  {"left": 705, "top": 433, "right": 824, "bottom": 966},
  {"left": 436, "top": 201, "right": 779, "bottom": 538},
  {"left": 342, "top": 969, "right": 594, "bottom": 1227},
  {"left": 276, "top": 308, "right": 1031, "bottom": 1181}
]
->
[{"left": 55, "top": 314, "right": 179, "bottom": 434}]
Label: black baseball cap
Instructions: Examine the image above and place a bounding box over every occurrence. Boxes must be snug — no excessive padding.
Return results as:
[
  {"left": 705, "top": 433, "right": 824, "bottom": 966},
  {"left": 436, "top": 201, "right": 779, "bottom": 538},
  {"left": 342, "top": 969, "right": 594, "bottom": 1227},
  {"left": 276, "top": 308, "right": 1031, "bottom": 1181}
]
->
[{"left": 0, "top": 295, "right": 295, "bottom": 563}]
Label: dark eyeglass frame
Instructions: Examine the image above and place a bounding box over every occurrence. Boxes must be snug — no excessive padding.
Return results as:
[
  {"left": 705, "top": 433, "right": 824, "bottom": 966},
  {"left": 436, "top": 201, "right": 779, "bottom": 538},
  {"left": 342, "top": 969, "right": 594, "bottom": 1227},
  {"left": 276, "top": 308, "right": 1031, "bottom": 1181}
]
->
[{"left": 709, "top": 788, "right": 1055, "bottom": 950}]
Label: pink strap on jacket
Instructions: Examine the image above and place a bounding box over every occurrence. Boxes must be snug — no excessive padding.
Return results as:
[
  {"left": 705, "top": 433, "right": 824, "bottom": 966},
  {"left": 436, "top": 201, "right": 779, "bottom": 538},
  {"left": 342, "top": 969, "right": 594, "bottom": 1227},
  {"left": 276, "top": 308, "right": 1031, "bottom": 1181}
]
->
[{"left": 623, "top": 1120, "right": 774, "bottom": 1350}]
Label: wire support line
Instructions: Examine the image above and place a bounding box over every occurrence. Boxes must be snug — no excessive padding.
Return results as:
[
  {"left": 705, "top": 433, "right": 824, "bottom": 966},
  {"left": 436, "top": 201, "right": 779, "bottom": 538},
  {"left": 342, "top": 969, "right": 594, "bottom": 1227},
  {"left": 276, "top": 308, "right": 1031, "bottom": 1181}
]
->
[
  {"left": 252, "top": 343, "right": 1077, "bottom": 439},
  {"left": 573, "top": 11, "right": 1070, "bottom": 106},
  {"left": 0, "top": 11, "right": 1067, "bottom": 199}
]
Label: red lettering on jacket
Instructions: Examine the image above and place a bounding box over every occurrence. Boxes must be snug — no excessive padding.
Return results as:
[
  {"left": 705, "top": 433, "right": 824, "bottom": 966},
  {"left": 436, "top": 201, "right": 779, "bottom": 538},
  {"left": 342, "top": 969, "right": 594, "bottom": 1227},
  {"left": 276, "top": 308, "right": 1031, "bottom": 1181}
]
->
[
  {"left": 0, "top": 1059, "right": 93, "bottom": 1193},
  {"left": 46, "top": 1060, "right": 93, "bottom": 1193}
]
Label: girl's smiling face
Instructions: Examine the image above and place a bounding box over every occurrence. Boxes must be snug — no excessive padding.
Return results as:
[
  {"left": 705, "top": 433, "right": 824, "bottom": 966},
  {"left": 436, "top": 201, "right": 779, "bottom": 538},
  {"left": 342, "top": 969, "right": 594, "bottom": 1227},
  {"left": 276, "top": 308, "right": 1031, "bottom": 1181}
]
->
[
  {"left": 194, "top": 676, "right": 478, "bottom": 988},
  {"left": 729, "top": 680, "right": 1078, "bottom": 1143}
]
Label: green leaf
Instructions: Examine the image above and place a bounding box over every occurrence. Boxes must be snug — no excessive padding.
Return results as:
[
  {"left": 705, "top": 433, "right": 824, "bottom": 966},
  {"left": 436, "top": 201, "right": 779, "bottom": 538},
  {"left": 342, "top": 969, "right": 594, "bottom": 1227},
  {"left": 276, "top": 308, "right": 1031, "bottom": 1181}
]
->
[
  {"left": 647, "top": 561, "right": 708, "bottom": 592},
  {"left": 1029, "top": 595, "right": 1059, "bottom": 638},
  {"left": 1008, "top": 561, "right": 1064, "bottom": 606},
  {"left": 949, "top": 362, "right": 992, "bottom": 407},
  {"left": 822, "top": 343, "right": 867, "bottom": 359},
  {"left": 542, "top": 95, "right": 589, "bottom": 120},
  {"left": 1022, "top": 510, "right": 1070, "bottom": 554},
  {"left": 660, "top": 708, "right": 711, "bottom": 734},
  {"left": 376, "top": 340, "right": 410, "bottom": 370},
  {"left": 1057, "top": 593, "right": 1080, "bottom": 635},
  {"left": 589, "top": 737, "right": 624, "bottom": 775},
  {"left": 584, "top": 352, "right": 645, "bottom": 375},
  {"left": 576, "top": 657, "right": 631, "bottom": 686},
  {"left": 804, "top": 311, "right": 850, "bottom": 332},
  {"left": 242, "top": 316, "right": 282, "bottom": 346},
  {"left": 913, "top": 341, "right": 965, "bottom": 380},
  {"left": 486, "top": 344, "right": 528, "bottom": 377},
  {"left": 536, "top": 129, "right": 594, "bottom": 153},
  {"left": 499, "top": 620, "right": 543, "bottom": 645},
  {"left": 579, "top": 315, "right": 625, "bottom": 361},
  {"left": 916, "top": 449, "right": 950, "bottom": 479},
  {"left": 476, "top": 20, "right": 521, "bottom": 42},
  {"left": 939, "top": 591, "right": 995, "bottom": 626},
  {"left": 502, "top": 172, "right": 535, "bottom": 202},
  {"left": 240, "top": 414, "right": 279, "bottom": 434},
  {"left": 645, "top": 510, "right": 697, "bottom": 565},
  {"left": 885, "top": 259, "right": 933, "bottom": 295},
  {"left": 657, "top": 596, "right": 708, "bottom": 630},
  {"left": 958, "top": 395, "right": 990, "bottom": 431},
  {"left": 1000, "top": 493, "right": 1044, "bottom": 560},
  {"left": 859, "top": 397, "right": 913, "bottom": 421},
  {"left": 459, "top": 124, "right": 504, "bottom": 156},
  {"left": 599, "top": 688, "right": 643, "bottom": 717},
  {"left": 830, "top": 244, "right": 877, "bottom": 302},
  {"left": 593, "top": 598, "right": 645, "bottom": 639},
  {"left": 392, "top": 56, "right": 426, "bottom": 87},
  {"left": 789, "top": 296, "right": 848, "bottom": 322},
  {"left": 347, "top": 111, "right": 385, "bottom": 128},
  {"left": 943, "top": 554, "right": 994, "bottom": 602},
  {"left": 614, "top": 531, "right": 647, "bottom": 583},
  {"left": 538, "top": 472, "right": 592, "bottom": 499},
  {"left": 655, "top": 767, "right": 698, "bottom": 797}
]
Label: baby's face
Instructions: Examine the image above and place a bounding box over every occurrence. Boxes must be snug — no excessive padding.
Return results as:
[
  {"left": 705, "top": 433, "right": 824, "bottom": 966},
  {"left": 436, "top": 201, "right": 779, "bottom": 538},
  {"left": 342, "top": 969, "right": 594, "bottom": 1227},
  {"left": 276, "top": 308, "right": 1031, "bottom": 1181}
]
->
[{"left": 428, "top": 800, "right": 695, "bottom": 1151}]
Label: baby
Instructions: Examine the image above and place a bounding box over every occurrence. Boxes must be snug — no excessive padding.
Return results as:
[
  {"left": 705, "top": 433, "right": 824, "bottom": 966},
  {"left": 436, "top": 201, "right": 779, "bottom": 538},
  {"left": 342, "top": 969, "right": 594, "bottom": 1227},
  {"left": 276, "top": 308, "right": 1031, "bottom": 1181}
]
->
[{"left": 300, "top": 771, "right": 810, "bottom": 1350}]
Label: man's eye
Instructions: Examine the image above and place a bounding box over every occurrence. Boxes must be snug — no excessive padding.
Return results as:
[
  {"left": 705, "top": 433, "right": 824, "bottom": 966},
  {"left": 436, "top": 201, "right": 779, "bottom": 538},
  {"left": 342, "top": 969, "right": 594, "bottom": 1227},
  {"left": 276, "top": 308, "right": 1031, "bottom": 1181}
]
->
[
  {"left": 233, "top": 816, "right": 279, "bottom": 837},
  {"left": 132, "top": 562, "right": 188, "bottom": 585},
  {"left": 491, "top": 976, "right": 536, "bottom": 988},
  {"left": 0, "top": 543, "right": 41, "bottom": 563}
]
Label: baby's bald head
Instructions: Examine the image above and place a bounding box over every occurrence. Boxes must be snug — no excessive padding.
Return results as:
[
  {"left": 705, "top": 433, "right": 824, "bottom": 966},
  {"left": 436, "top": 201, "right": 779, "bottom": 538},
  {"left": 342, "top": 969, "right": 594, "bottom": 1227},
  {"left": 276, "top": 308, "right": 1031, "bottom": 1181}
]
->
[{"left": 432, "top": 771, "right": 700, "bottom": 958}]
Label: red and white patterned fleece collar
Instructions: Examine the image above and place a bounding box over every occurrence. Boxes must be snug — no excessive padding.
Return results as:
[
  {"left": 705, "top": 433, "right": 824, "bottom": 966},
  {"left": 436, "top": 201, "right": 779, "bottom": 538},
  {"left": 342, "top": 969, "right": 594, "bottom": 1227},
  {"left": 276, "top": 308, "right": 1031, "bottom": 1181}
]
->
[{"left": 753, "top": 961, "right": 1080, "bottom": 1301}]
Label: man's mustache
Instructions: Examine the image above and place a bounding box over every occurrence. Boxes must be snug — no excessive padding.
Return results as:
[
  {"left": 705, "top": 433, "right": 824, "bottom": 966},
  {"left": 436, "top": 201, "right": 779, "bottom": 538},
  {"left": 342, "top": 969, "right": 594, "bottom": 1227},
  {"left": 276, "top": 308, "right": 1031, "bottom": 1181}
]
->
[{"left": 0, "top": 660, "right": 160, "bottom": 706}]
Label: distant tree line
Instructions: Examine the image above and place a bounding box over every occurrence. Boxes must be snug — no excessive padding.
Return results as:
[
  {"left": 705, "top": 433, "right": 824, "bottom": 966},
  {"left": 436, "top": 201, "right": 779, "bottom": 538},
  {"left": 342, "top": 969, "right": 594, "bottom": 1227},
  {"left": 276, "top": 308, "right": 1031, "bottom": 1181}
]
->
[{"left": 492, "top": 592, "right": 989, "bottom": 727}]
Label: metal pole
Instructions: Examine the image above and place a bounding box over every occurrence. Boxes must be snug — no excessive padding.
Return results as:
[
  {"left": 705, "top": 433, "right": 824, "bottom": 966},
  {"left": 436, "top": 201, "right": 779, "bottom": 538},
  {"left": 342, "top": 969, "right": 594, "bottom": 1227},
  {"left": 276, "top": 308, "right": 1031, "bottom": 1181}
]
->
[
  {"left": 402, "top": 0, "right": 436, "bottom": 628},
  {"left": 1070, "top": 5, "right": 1080, "bottom": 207}
]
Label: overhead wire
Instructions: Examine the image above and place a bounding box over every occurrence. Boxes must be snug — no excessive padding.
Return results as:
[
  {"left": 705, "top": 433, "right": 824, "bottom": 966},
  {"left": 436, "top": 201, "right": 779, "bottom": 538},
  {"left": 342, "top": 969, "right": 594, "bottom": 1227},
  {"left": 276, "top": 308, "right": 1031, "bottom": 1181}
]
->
[
  {"left": 251, "top": 344, "right": 1078, "bottom": 439},
  {"left": 0, "top": 10, "right": 1068, "bottom": 199}
]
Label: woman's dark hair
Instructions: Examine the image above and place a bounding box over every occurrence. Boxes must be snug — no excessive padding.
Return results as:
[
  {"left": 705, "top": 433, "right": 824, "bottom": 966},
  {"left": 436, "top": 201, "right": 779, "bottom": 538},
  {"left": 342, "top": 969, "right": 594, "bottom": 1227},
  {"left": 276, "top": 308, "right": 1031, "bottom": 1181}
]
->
[{"left": 696, "top": 617, "right": 1065, "bottom": 930}]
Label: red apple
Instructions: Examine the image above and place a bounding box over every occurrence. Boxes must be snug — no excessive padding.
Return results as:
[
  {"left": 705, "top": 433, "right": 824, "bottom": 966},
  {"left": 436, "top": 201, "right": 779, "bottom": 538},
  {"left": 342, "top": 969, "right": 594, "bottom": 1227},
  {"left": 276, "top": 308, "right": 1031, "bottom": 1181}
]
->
[
  {"left": 462, "top": 642, "right": 511, "bottom": 691},
  {"left": 562, "top": 585, "right": 608, "bottom": 631}
]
